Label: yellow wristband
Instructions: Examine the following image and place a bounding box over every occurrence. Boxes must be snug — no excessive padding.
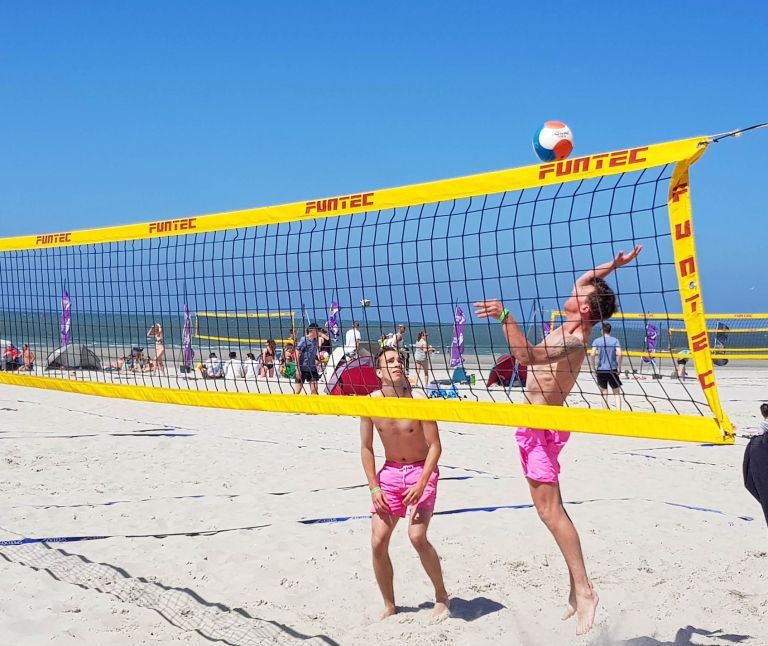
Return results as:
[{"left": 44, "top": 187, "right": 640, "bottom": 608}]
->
[
  {"left": 500, "top": 308, "right": 510, "bottom": 323},
  {"left": 370, "top": 486, "right": 381, "bottom": 495}
]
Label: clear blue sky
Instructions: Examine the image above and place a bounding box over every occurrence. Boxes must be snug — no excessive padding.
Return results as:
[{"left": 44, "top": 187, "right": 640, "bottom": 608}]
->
[{"left": 1, "top": 2, "right": 765, "bottom": 312}]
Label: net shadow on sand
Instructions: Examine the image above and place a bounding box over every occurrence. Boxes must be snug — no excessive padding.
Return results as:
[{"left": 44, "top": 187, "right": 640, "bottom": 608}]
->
[
  {"left": 620, "top": 625, "right": 751, "bottom": 645},
  {"left": 0, "top": 542, "right": 338, "bottom": 645}
]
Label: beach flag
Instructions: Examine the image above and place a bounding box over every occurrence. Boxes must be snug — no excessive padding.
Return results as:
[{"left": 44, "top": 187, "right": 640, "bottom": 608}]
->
[
  {"left": 326, "top": 301, "right": 340, "bottom": 340},
  {"left": 182, "top": 304, "right": 194, "bottom": 369},
  {"left": 450, "top": 305, "right": 465, "bottom": 369},
  {"left": 542, "top": 321, "right": 551, "bottom": 337},
  {"left": 60, "top": 289, "right": 71, "bottom": 346},
  {"left": 643, "top": 323, "right": 658, "bottom": 362}
]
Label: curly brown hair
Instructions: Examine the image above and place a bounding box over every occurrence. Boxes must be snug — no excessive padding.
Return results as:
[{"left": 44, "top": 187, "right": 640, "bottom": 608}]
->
[{"left": 586, "top": 277, "right": 617, "bottom": 322}]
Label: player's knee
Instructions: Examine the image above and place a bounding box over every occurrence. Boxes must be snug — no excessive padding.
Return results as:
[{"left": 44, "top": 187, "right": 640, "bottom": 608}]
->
[
  {"left": 371, "top": 532, "right": 391, "bottom": 555},
  {"left": 534, "top": 499, "right": 561, "bottom": 527},
  {"left": 408, "top": 528, "right": 429, "bottom": 551}
]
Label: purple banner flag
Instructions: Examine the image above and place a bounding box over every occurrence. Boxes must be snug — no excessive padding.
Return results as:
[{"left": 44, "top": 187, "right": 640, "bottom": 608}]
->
[
  {"left": 60, "top": 289, "right": 71, "bottom": 346},
  {"left": 450, "top": 306, "right": 465, "bottom": 369},
  {"left": 326, "top": 301, "right": 340, "bottom": 340},
  {"left": 542, "top": 321, "right": 551, "bottom": 337},
  {"left": 643, "top": 323, "right": 658, "bottom": 363},
  {"left": 182, "top": 304, "right": 194, "bottom": 369}
]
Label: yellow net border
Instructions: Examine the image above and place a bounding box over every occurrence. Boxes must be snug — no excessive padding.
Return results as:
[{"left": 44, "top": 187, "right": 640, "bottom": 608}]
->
[{"left": 0, "top": 136, "right": 736, "bottom": 444}]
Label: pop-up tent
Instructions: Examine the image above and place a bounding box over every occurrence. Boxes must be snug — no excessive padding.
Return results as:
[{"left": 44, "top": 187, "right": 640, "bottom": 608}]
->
[
  {"left": 46, "top": 344, "right": 102, "bottom": 370},
  {"left": 326, "top": 356, "right": 379, "bottom": 396},
  {"left": 486, "top": 354, "right": 527, "bottom": 388}
]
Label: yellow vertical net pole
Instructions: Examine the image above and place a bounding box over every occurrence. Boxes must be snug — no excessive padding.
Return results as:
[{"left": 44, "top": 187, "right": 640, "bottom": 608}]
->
[{"left": 667, "top": 142, "right": 734, "bottom": 439}]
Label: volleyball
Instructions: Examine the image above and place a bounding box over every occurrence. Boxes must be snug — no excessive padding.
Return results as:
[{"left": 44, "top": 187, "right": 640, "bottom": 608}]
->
[{"left": 533, "top": 121, "right": 574, "bottom": 162}]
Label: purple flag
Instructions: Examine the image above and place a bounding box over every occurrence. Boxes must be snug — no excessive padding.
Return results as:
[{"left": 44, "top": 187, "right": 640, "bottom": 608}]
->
[
  {"left": 60, "top": 289, "right": 71, "bottom": 346},
  {"left": 450, "top": 306, "right": 465, "bottom": 369},
  {"left": 326, "top": 301, "right": 340, "bottom": 340},
  {"left": 542, "top": 321, "right": 551, "bottom": 337},
  {"left": 643, "top": 323, "right": 658, "bottom": 363},
  {"left": 182, "top": 304, "right": 194, "bottom": 368}
]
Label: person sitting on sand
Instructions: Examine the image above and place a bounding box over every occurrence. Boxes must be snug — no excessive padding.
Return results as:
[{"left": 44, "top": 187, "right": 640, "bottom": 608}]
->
[
  {"left": 475, "top": 245, "right": 642, "bottom": 636},
  {"left": 201, "top": 352, "right": 223, "bottom": 379},
  {"left": 744, "top": 402, "right": 768, "bottom": 529},
  {"left": 359, "top": 346, "right": 449, "bottom": 620},
  {"left": 223, "top": 351, "right": 243, "bottom": 379},
  {"left": 243, "top": 352, "right": 259, "bottom": 380},
  {"left": 18, "top": 344, "right": 35, "bottom": 371}
]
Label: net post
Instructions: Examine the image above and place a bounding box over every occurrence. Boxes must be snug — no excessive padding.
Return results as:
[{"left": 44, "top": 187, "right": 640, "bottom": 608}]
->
[{"left": 667, "top": 143, "right": 734, "bottom": 440}]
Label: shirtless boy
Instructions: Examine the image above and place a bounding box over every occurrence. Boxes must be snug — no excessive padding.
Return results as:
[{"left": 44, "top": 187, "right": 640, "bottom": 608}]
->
[
  {"left": 360, "top": 347, "right": 449, "bottom": 620},
  {"left": 474, "top": 245, "right": 642, "bottom": 636}
]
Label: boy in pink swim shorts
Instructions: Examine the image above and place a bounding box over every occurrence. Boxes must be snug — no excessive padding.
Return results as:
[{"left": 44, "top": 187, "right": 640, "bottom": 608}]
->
[
  {"left": 476, "top": 245, "right": 643, "bottom": 636},
  {"left": 360, "top": 347, "right": 449, "bottom": 620}
]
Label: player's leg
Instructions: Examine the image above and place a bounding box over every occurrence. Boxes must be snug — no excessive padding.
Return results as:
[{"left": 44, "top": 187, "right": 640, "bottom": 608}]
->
[
  {"left": 371, "top": 512, "right": 400, "bottom": 618},
  {"left": 408, "top": 509, "right": 449, "bottom": 617},
  {"left": 528, "top": 479, "right": 598, "bottom": 635}
]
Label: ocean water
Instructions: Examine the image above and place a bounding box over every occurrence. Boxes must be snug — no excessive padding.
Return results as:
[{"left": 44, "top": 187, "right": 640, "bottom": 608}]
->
[{"left": 2, "top": 309, "right": 765, "bottom": 359}]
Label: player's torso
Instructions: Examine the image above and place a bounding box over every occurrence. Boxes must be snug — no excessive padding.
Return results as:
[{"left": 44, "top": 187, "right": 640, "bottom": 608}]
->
[
  {"left": 372, "top": 417, "right": 429, "bottom": 463},
  {"left": 526, "top": 325, "right": 590, "bottom": 406}
]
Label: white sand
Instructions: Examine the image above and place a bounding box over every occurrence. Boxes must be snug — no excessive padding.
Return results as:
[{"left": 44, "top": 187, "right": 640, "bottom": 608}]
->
[{"left": 0, "top": 367, "right": 767, "bottom": 645}]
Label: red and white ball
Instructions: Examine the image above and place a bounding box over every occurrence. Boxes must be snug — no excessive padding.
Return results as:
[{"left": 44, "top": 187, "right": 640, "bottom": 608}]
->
[{"left": 533, "top": 121, "right": 574, "bottom": 162}]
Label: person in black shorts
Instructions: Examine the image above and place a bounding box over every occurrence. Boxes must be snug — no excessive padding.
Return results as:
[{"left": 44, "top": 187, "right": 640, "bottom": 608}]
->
[
  {"left": 294, "top": 323, "right": 321, "bottom": 394},
  {"left": 590, "top": 322, "right": 623, "bottom": 410}
]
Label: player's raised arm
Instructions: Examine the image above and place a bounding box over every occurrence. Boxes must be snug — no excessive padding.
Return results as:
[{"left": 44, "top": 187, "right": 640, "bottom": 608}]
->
[
  {"left": 574, "top": 245, "right": 643, "bottom": 288},
  {"left": 474, "top": 300, "right": 585, "bottom": 366}
]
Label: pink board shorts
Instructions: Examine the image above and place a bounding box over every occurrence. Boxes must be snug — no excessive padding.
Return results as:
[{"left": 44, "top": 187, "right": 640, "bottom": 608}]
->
[
  {"left": 372, "top": 460, "right": 439, "bottom": 518},
  {"left": 516, "top": 427, "right": 571, "bottom": 483}
]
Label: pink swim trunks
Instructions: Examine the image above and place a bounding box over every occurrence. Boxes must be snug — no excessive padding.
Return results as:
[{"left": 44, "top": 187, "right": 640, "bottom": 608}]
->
[
  {"left": 372, "top": 460, "right": 439, "bottom": 518},
  {"left": 515, "top": 427, "right": 571, "bottom": 483}
]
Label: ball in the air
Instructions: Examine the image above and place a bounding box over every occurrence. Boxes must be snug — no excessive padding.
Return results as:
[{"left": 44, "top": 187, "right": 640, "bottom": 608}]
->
[{"left": 533, "top": 121, "right": 574, "bottom": 162}]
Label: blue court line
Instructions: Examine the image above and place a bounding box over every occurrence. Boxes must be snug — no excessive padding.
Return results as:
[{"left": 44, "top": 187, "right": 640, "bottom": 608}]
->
[{"left": 1, "top": 498, "right": 752, "bottom": 547}]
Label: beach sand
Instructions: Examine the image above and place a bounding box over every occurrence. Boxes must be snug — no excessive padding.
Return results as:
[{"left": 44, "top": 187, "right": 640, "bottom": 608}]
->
[{"left": 0, "top": 367, "right": 766, "bottom": 645}]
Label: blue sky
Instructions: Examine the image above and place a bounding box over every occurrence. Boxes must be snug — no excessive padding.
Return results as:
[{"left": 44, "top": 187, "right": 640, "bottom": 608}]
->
[{"left": 1, "top": 2, "right": 766, "bottom": 312}]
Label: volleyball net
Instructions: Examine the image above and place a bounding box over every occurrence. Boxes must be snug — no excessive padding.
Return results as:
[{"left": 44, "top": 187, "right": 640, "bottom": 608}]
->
[{"left": 0, "top": 136, "right": 736, "bottom": 443}]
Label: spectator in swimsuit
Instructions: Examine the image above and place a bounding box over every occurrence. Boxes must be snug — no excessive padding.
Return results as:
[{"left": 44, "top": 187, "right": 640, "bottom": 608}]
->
[
  {"left": 281, "top": 342, "right": 297, "bottom": 381},
  {"left": 19, "top": 344, "right": 36, "bottom": 372},
  {"left": 259, "top": 339, "right": 277, "bottom": 378},
  {"left": 243, "top": 352, "right": 259, "bottom": 380},
  {"left": 413, "top": 331, "right": 436, "bottom": 387},
  {"left": 147, "top": 323, "right": 166, "bottom": 375}
]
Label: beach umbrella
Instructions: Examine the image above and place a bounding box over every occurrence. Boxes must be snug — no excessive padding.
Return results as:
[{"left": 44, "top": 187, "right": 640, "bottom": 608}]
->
[
  {"left": 450, "top": 305, "right": 465, "bottom": 369},
  {"left": 326, "top": 300, "right": 340, "bottom": 340},
  {"left": 60, "top": 289, "right": 71, "bottom": 346},
  {"left": 182, "top": 304, "right": 194, "bottom": 369},
  {"left": 643, "top": 323, "right": 658, "bottom": 363}
]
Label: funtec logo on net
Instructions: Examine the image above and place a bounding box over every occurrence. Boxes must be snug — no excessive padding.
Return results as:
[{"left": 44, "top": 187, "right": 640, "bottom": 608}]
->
[
  {"left": 35, "top": 232, "right": 72, "bottom": 245},
  {"left": 305, "top": 192, "right": 375, "bottom": 215},
  {"left": 538, "top": 147, "right": 649, "bottom": 180}
]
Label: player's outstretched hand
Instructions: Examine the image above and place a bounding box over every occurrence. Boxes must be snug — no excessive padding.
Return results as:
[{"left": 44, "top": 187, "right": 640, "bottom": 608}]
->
[
  {"left": 613, "top": 245, "right": 643, "bottom": 268},
  {"left": 474, "top": 300, "right": 505, "bottom": 320}
]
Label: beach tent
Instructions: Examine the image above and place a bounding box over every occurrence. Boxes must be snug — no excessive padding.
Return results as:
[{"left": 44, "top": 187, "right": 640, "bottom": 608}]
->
[
  {"left": 326, "top": 356, "right": 379, "bottom": 396},
  {"left": 486, "top": 354, "right": 527, "bottom": 388},
  {"left": 46, "top": 344, "right": 102, "bottom": 370}
]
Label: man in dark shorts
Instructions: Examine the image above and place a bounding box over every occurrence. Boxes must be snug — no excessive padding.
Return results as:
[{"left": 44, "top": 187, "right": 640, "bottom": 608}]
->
[
  {"left": 591, "top": 322, "right": 623, "bottom": 410},
  {"left": 294, "top": 323, "right": 321, "bottom": 394}
]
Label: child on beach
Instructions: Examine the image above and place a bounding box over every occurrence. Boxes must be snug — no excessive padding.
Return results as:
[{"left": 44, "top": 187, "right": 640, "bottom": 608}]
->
[{"left": 359, "top": 346, "right": 449, "bottom": 620}]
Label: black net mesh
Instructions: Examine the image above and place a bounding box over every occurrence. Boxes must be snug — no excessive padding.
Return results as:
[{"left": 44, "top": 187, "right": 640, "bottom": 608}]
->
[{"left": 0, "top": 164, "right": 720, "bottom": 416}]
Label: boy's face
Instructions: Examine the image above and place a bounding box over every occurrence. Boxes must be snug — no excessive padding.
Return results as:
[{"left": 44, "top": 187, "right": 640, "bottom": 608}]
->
[
  {"left": 564, "top": 284, "right": 595, "bottom": 319},
  {"left": 377, "top": 349, "right": 403, "bottom": 386}
]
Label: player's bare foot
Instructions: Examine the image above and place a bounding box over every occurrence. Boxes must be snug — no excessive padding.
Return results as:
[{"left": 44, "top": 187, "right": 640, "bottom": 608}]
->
[
  {"left": 431, "top": 596, "right": 450, "bottom": 621},
  {"left": 562, "top": 588, "right": 576, "bottom": 621},
  {"left": 574, "top": 583, "right": 598, "bottom": 635},
  {"left": 380, "top": 604, "right": 397, "bottom": 620}
]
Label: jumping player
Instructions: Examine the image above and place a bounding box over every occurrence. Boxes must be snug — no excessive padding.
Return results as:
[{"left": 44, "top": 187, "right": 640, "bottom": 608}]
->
[
  {"left": 474, "top": 245, "right": 642, "bottom": 636},
  {"left": 359, "top": 347, "right": 449, "bottom": 620}
]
